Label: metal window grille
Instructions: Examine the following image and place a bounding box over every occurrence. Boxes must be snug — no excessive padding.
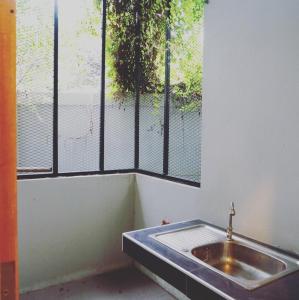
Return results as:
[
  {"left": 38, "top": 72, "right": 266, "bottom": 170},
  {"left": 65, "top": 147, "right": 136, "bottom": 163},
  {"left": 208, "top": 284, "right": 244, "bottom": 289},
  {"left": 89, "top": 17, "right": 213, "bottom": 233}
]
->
[{"left": 17, "top": 0, "right": 203, "bottom": 187}]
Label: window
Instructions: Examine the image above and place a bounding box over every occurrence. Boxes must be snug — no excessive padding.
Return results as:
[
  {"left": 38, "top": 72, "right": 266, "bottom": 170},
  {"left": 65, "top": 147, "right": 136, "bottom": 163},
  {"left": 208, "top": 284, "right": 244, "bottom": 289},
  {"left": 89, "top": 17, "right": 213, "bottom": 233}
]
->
[
  {"left": 17, "top": 0, "right": 204, "bottom": 186},
  {"left": 168, "top": 1, "right": 203, "bottom": 182},
  {"left": 58, "top": 0, "right": 102, "bottom": 173},
  {"left": 17, "top": 0, "right": 54, "bottom": 174}
]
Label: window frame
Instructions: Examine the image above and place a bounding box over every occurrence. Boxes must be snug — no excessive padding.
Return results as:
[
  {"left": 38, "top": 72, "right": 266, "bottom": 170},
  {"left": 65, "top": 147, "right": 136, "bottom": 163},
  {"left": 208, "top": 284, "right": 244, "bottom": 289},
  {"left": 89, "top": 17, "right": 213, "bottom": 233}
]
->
[{"left": 17, "top": 0, "right": 201, "bottom": 188}]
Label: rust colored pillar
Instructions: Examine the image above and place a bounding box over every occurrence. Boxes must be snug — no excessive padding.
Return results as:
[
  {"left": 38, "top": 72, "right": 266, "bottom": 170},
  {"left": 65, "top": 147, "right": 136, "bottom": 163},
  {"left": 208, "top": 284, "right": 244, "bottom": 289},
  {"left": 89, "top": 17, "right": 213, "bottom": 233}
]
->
[{"left": 0, "top": 0, "right": 18, "bottom": 299}]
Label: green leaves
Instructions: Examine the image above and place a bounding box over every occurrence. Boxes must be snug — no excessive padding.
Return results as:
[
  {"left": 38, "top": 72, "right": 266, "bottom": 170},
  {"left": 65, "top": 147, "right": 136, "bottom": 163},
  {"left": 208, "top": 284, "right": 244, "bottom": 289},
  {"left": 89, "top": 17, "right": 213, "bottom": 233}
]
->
[
  {"left": 107, "top": 0, "right": 167, "bottom": 96},
  {"left": 169, "top": 0, "right": 204, "bottom": 111},
  {"left": 106, "top": 0, "right": 204, "bottom": 110}
]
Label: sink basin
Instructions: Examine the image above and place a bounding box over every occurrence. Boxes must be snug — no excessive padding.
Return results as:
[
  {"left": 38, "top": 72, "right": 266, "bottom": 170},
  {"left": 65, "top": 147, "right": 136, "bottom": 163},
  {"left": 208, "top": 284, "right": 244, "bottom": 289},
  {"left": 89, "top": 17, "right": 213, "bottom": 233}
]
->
[
  {"left": 152, "top": 224, "right": 299, "bottom": 290},
  {"left": 192, "top": 241, "right": 287, "bottom": 286}
]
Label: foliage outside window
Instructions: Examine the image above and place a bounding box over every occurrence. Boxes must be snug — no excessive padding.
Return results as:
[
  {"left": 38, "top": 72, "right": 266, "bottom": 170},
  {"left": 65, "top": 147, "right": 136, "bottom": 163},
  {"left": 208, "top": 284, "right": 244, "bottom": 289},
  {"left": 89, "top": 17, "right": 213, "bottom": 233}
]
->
[
  {"left": 106, "top": 0, "right": 205, "bottom": 111},
  {"left": 170, "top": 0, "right": 204, "bottom": 112}
]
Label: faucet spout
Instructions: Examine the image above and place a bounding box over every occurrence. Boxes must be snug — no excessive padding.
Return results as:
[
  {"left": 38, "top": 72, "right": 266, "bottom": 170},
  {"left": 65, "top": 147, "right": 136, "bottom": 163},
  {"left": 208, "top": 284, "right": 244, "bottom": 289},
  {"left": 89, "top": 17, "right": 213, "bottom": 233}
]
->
[{"left": 226, "top": 202, "right": 235, "bottom": 241}]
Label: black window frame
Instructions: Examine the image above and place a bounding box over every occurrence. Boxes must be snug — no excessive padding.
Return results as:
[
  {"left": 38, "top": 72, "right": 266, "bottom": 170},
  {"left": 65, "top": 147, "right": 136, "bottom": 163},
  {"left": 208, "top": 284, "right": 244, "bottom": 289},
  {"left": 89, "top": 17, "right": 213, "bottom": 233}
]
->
[{"left": 17, "top": 0, "right": 202, "bottom": 188}]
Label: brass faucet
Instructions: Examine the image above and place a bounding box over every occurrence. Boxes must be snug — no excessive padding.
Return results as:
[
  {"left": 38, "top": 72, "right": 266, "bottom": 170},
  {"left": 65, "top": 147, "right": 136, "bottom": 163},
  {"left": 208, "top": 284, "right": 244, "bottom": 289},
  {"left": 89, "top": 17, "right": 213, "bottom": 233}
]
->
[{"left": 226, "top": 202, "right": 235, "bottom": 241}]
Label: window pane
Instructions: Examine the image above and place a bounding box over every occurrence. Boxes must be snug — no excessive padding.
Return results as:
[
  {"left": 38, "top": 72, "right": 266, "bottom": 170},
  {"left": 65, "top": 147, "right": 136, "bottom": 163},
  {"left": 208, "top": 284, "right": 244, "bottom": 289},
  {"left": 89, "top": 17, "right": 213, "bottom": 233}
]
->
[
  {"left": 104, "top": 1, "right": 135, "bottom": 170},
  {"left": 58, "top": 0, "right": 102, "bottom": 173},
  {"left": 139, "top": 94, "right": 164, "bottom": 174},
  {"left": 138, "top": 2, "right": 166, "bottom": 174},
  {"left": 16, "top": 0, "right": 54, "bottom": 174},
  {"left": 168, "top": 1, "right": 204, "bottom": 182}
]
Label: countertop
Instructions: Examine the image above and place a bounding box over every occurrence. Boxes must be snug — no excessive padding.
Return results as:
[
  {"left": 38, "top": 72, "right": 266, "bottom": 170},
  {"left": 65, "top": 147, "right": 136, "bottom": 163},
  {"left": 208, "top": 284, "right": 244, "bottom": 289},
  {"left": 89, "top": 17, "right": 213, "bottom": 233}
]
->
[{"left": 122, "top": 219, "right": 299, "bottom": 300}]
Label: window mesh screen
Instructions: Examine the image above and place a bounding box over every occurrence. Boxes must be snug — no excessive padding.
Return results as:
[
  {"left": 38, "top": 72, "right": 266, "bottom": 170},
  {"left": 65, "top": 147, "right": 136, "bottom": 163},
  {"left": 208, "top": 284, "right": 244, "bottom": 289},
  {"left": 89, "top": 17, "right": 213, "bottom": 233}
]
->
[
  {"left": 138, "top": 1, "right": 166, "bottom": 174},
  {"left": 104, "top": 1, "right": 135, "bottom": 170},
  {"left": 16, "top": 0, "right": 54, "bottom": 174},
  {"left": 168, "top": 3, "right": 203, "bottom": 182},
  {"left": 169, "top": 106, "right": 202, "bottom": 182},
  {"left": 139, "top": 94, "right": 164, "bottom": 174},
  {"left": 104, "top": 99, "right": 135, "bottom": 170},
  {"left": 58, "top": 0, "right": 102, "bottom": 173}
]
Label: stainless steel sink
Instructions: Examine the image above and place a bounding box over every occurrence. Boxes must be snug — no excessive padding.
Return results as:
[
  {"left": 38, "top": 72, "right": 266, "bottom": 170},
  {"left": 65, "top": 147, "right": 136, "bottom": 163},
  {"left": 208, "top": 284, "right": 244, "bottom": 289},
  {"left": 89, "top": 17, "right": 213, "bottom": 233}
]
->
[
  {"left": 151, "top": 224, "right": 299, "bottom": 290},
  {"left": 192, "top": 241, "right": 288, "bottom": 287}
]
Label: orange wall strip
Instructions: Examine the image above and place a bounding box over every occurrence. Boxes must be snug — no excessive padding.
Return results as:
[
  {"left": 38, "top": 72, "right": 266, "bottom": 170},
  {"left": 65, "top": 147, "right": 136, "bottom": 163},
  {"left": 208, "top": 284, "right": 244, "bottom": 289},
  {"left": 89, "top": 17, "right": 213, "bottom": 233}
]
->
[{"left": 0, "top": 0, "right": 18, "bottom": 299}]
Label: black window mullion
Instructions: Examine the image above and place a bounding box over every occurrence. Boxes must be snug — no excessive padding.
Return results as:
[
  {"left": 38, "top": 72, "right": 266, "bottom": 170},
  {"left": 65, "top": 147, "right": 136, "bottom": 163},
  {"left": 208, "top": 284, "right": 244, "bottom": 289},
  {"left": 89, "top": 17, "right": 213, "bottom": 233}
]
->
[
  {"left": 100, "top": 0, "right": 107, "bottom": 171},
  {"left": 134, "top": 0, "right": 141, "bottom": 170},
  {"left": 163, "top": 0, "right": 171, "bottom": 176},
  {"left": 53, "top": 0, "right": 58, "bottom": 175}
]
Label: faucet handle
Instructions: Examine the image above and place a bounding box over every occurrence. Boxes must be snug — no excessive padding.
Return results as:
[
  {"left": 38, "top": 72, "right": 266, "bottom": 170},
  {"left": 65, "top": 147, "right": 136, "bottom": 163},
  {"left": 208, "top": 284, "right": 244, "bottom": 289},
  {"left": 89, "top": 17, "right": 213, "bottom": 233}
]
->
[{"left": 230, "top": 202, "right": 235, "bottom": 214}]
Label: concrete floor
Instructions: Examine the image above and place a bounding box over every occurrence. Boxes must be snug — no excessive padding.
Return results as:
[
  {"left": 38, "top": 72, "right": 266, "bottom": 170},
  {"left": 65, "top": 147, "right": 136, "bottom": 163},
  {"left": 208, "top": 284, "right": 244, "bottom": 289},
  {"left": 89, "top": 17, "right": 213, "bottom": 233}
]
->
[{"left": 20, "top": 268, "right": 176, "bottom": 300}]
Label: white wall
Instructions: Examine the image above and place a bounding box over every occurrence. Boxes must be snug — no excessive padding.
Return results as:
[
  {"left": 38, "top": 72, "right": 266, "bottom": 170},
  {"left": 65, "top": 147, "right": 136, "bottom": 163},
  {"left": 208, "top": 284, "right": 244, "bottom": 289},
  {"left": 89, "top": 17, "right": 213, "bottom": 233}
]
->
[
  {"left": 135, "top": 0, "right": 299, "bottom": 255},
  {"left": 18, "top": 174, "right": 135, "bottom": 292}
]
